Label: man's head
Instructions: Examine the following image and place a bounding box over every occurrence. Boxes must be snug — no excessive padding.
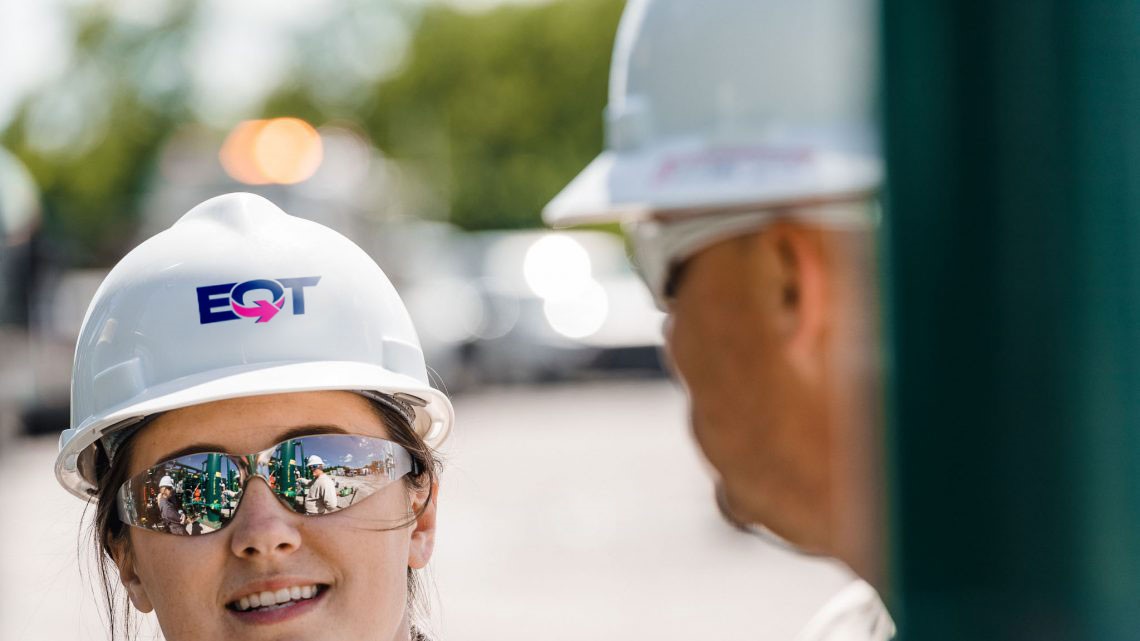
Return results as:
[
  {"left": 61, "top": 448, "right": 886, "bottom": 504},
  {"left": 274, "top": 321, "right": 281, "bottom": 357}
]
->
[
  {"left": 308, "top": 455, "right": 325, "bottom": 477},
  {"left": 658, "top": 211, "right": 883, "bottom": 579},
  {"left": 544, "top": 0, "right": 883, "bottom": 581},
  {"left": 159, "top": 476, "right": 175, "bottom": 498}
]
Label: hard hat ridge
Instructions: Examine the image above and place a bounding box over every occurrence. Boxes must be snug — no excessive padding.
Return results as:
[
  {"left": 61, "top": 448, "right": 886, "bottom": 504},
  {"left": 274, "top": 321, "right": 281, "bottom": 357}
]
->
[{"left": 173, "top": 190, "right": 289, "bottom": 230}]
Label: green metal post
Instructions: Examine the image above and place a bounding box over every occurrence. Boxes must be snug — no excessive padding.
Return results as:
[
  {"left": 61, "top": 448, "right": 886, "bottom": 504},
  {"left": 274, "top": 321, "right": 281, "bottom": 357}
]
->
[
  {"left": 281, "top": 440, "right": 299, "bottom": 495},
  {"left": 204, "top": 454, "right": 220, "bottom": 504},
  {"left": 883, "top": 2, "right": 1140, "bottom": 639}
]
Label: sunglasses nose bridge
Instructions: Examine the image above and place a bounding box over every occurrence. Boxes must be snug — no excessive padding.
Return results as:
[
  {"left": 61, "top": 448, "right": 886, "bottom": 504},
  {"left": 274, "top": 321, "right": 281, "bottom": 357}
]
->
[
  {"left": 221, "top": 454, "right": 273, "bottom": 494},
  {"left": 236, "top": 449, "right": 299, "bottom": 512},
  {"left": 249, "top": 451, "right": 270, "bottom": 475},
  {"left": 227, "top": 474, "right": 302, "bottom": 532}
]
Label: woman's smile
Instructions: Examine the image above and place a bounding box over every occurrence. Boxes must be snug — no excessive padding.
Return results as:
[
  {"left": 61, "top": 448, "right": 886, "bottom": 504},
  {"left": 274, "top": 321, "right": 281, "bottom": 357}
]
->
[
  {"left": 225, "top": 577, "right": 329, "bottom": 611},
  {"left": 226, "top": 579, "right": 332, "bottom": 625}
]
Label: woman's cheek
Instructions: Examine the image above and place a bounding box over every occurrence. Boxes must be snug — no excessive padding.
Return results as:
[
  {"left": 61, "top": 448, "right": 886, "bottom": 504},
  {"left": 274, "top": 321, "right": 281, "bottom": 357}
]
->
[
  {"left": 129, "top": 536, "right": 228, "bottom": 639},
  {"left": 316, "top": 524, "right": 411, "bottom": 638}
]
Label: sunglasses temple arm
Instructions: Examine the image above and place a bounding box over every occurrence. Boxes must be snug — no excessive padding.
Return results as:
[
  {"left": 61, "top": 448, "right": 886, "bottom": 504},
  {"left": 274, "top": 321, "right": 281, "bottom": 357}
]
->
[
  {"left": 116, "top": 481, "right": 135, "bottom": 525},
  {"left": 395, "top": 446, "right": 417, "bottom": 478}
]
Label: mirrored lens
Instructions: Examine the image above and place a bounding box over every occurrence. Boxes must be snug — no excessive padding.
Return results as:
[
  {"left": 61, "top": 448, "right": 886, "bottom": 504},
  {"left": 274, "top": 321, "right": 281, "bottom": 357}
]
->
[
  {"left": 117, "top": 453, "right": 244, "bottom": 535},
  {"left": 116, "top": 435, "right": 415, "bottom": 536},
  {"left": 269, "top": 435, "right": 413, "bottom": 516}
]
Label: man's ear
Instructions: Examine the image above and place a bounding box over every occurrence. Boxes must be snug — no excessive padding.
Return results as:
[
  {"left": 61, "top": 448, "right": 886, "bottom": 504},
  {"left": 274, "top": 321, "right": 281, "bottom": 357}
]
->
[
  {"left": 407, "top": 481, "right": 438, "bottom": 570},
  {"left": 110, "top": 538, "right": 155, "bottom": 613},
  {"left": 754, "top": 221, "right": 829, "bottom": 380}
]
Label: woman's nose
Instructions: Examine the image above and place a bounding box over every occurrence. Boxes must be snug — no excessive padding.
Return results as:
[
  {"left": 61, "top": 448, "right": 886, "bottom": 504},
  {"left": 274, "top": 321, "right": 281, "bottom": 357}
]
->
[{"left": 227, "top": 478, "right": 303, "bottom": 560}]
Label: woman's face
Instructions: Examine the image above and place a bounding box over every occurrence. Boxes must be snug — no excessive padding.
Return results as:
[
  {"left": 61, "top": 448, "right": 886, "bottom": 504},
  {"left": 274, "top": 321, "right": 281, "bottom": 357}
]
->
[{"left": 114, "top": 391, "right": 436, "bottom": 641}]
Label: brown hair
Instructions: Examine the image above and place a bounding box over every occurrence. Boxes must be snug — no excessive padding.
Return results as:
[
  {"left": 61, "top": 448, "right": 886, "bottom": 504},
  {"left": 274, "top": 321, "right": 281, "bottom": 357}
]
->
[{"left": 91, "top": 394, "right": 442, "bottom": 640}]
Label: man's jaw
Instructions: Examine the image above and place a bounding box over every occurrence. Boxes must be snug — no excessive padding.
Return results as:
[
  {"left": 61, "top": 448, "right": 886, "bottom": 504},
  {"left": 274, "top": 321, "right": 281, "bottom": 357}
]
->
[{"left": 714, "top": 483, "right": 830, "bottom": 558}]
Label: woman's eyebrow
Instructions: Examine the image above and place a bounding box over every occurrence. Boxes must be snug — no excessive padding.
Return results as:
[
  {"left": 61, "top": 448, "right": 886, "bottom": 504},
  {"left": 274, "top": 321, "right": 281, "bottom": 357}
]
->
[
  {"left": 150, "top": 426, "right": 348, "bottom": 464},
  {"left": 154, "top": 443, "right": 228, "bottom": 464},
  {"left": 275, "top": 424, "right": 349, "bottom": 442}
]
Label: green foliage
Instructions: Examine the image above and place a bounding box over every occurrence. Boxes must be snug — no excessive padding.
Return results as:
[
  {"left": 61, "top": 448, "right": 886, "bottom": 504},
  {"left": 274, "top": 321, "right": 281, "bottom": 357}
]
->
[
  {"left": 4, "top": 98, "right": 172, "bottom": 264},
  {"left": 361, "top": 0, "right": 625, "bottom": 230},
  {"left": 2, "top": 0, "right": 624, "bottom": 261},
  {"left": 3, "top": 3, "right": 192, "bottom": 263}
]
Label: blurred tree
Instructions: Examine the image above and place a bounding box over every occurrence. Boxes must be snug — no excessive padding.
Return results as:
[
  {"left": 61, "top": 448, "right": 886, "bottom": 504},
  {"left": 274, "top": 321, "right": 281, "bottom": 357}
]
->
[
  {"left": 2, "top": 0, "right": 624, "bottom": 261},
  {"left": 357, "top": 0, "right": 624, "bottom": 230},
  {"left": 2, "top": 4, "right": 194, "bottom": 265}
]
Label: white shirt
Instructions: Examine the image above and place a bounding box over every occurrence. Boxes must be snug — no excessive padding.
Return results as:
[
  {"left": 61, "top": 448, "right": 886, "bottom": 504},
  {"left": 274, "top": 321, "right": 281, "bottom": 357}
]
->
[
  {"left": 794, "top": 580, "right": 895, "bottom": 641},
  {"left": 304, "top": 473, "right": 338, "bottom": 514}
]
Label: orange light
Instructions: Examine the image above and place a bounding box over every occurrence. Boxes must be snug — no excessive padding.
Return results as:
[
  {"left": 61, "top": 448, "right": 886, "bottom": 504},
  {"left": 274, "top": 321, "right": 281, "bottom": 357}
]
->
[
  {"left": 219, "top": 120, "right": 270, "bottom": 185},
  {"left": 219, "top": 118, "right": 324, "bottom": 185},
  {"left": 253, "top": 118, "right": 323, "bottom": 184}
]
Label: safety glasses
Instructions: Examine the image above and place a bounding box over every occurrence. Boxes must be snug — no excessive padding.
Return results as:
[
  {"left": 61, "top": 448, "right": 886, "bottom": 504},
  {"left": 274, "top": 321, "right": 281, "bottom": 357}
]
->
[
  {"left": 116, "top": 434, "right": 416, "bottom": 536},
  {"left": 626, "top": 201, "right": 878, "bottom": 310}
]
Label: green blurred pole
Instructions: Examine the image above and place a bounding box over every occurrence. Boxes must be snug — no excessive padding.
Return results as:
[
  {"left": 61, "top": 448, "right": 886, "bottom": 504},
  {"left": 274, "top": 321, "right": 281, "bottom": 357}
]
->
[
  {"left": 883, "top": 2, "right": 1140, "bottom": 639},
  {"left": 205, "top": 453, "right": 221, "bottom": 505},
  {"left": 205, "top": 453, "right": 222, "bottom": 522},
  {"left": 283, "top": 440, "right": 297, "bottom": 490}
]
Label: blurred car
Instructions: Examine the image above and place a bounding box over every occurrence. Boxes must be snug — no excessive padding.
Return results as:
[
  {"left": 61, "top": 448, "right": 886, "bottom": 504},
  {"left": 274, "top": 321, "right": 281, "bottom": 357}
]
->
[{"left": 459, "top": 229, "right": 667, "bottom": 384}]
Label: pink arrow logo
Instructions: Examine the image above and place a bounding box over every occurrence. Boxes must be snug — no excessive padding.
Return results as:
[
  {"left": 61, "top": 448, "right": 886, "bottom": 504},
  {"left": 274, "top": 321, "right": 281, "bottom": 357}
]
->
[{"left": 232, "top": 297, "right": 285, "bottom": 323}]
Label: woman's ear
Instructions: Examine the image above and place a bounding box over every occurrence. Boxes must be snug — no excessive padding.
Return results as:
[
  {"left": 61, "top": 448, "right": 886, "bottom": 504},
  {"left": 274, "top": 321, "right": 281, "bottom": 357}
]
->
[
  {"left": 407, "top": 481, "right": 439, "bottom": 570},
  {"left": 110, "top": 538, "right": 155, "bottom": 613}
]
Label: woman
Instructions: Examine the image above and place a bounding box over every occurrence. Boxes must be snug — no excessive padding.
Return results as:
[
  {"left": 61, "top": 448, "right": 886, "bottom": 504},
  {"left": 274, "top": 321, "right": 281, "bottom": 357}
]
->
[{"left": 55, "top": 193, "right": 454, "bottom": 640}]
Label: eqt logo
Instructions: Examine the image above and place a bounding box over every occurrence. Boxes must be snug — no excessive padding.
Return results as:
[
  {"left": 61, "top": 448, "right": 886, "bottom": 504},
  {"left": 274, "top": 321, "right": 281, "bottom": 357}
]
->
[{"left": 196, "top": 276, "right": 321, "bottom": 324}]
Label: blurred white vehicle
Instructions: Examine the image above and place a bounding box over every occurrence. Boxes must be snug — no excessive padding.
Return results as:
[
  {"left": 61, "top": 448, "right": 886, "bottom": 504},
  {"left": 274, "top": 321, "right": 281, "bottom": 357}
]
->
[{"left": 462, "top": 229, "right": 666, "bottom": 384}]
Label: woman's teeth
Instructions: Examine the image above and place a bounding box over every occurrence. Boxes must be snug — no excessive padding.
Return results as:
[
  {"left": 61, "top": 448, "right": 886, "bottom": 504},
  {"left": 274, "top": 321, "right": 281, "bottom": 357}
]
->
[{"left": 234, "top": 585, "right": 319, "bottom": 611}]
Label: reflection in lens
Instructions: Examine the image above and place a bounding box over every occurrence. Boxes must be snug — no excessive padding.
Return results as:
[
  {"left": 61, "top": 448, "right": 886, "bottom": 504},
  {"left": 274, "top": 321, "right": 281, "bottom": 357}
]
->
[
  {"left": 274, "top": 435, "right": 412, "bottom": 517},
  {"left": 116, "top": 435, "right": 415, "bottom": 535},
  {"left": 138, "top": 453, "right": 244, "bottom": 536}
]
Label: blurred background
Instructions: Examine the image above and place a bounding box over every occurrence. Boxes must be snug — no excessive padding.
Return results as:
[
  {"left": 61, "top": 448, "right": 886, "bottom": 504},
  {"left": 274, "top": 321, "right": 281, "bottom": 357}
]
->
[{"left": 0, "top": 0, "right": 858, "bottom": 639}]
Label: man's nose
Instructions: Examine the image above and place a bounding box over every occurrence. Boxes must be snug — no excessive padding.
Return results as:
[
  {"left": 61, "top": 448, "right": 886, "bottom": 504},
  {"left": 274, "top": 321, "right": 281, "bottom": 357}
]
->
[{"left": 227, "top": 478, "right": 303, "bottom": 560}]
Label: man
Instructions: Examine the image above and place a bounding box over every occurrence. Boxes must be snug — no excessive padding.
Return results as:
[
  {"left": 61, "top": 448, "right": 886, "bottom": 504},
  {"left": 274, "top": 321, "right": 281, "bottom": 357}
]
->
[
  {"left": 545, "top": 0, "right": 892, "bottom": 638},
  {"left": 300, "top": 455, "right": 338, "bottom": 514},
  {"left": 156, "top": 475, "right": 187, "bottom": 535}
]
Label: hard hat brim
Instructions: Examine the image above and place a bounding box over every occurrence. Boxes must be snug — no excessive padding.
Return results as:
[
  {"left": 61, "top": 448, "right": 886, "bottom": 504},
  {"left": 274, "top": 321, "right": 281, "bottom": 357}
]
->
[
  {"left": 543, "top": 141, "right": 882, "bottom": 228},
  {"left": 56, "top": 360, "right": 454, "bottom": 501}
]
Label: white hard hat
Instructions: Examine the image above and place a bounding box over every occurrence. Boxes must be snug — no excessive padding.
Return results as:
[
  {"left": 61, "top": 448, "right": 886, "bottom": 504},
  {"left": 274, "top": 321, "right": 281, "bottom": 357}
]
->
[
  {"left": 56, "top": 193, "right": 454, "bottom": 500},
  {"left": 307, "top": 455, "right": 325, "bottom": 468},
  {"left": 544, "top": 0, "right": 881, "bottom": 227},
  {"left": 158, "top": 476, "right": 175, "bottom": 489}
]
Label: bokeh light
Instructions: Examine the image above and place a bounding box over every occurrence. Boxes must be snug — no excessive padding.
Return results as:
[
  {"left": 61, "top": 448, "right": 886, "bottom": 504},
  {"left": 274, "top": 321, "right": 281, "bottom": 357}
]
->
[
  {"left": 219, "top": 117, "right": 323, "bottom": 185},
  {"left": 544, "top": 279, "right": 609, "bottom": 339},
  {"left": 523, "top": 234, "right": 593, "bottom": 300}
]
